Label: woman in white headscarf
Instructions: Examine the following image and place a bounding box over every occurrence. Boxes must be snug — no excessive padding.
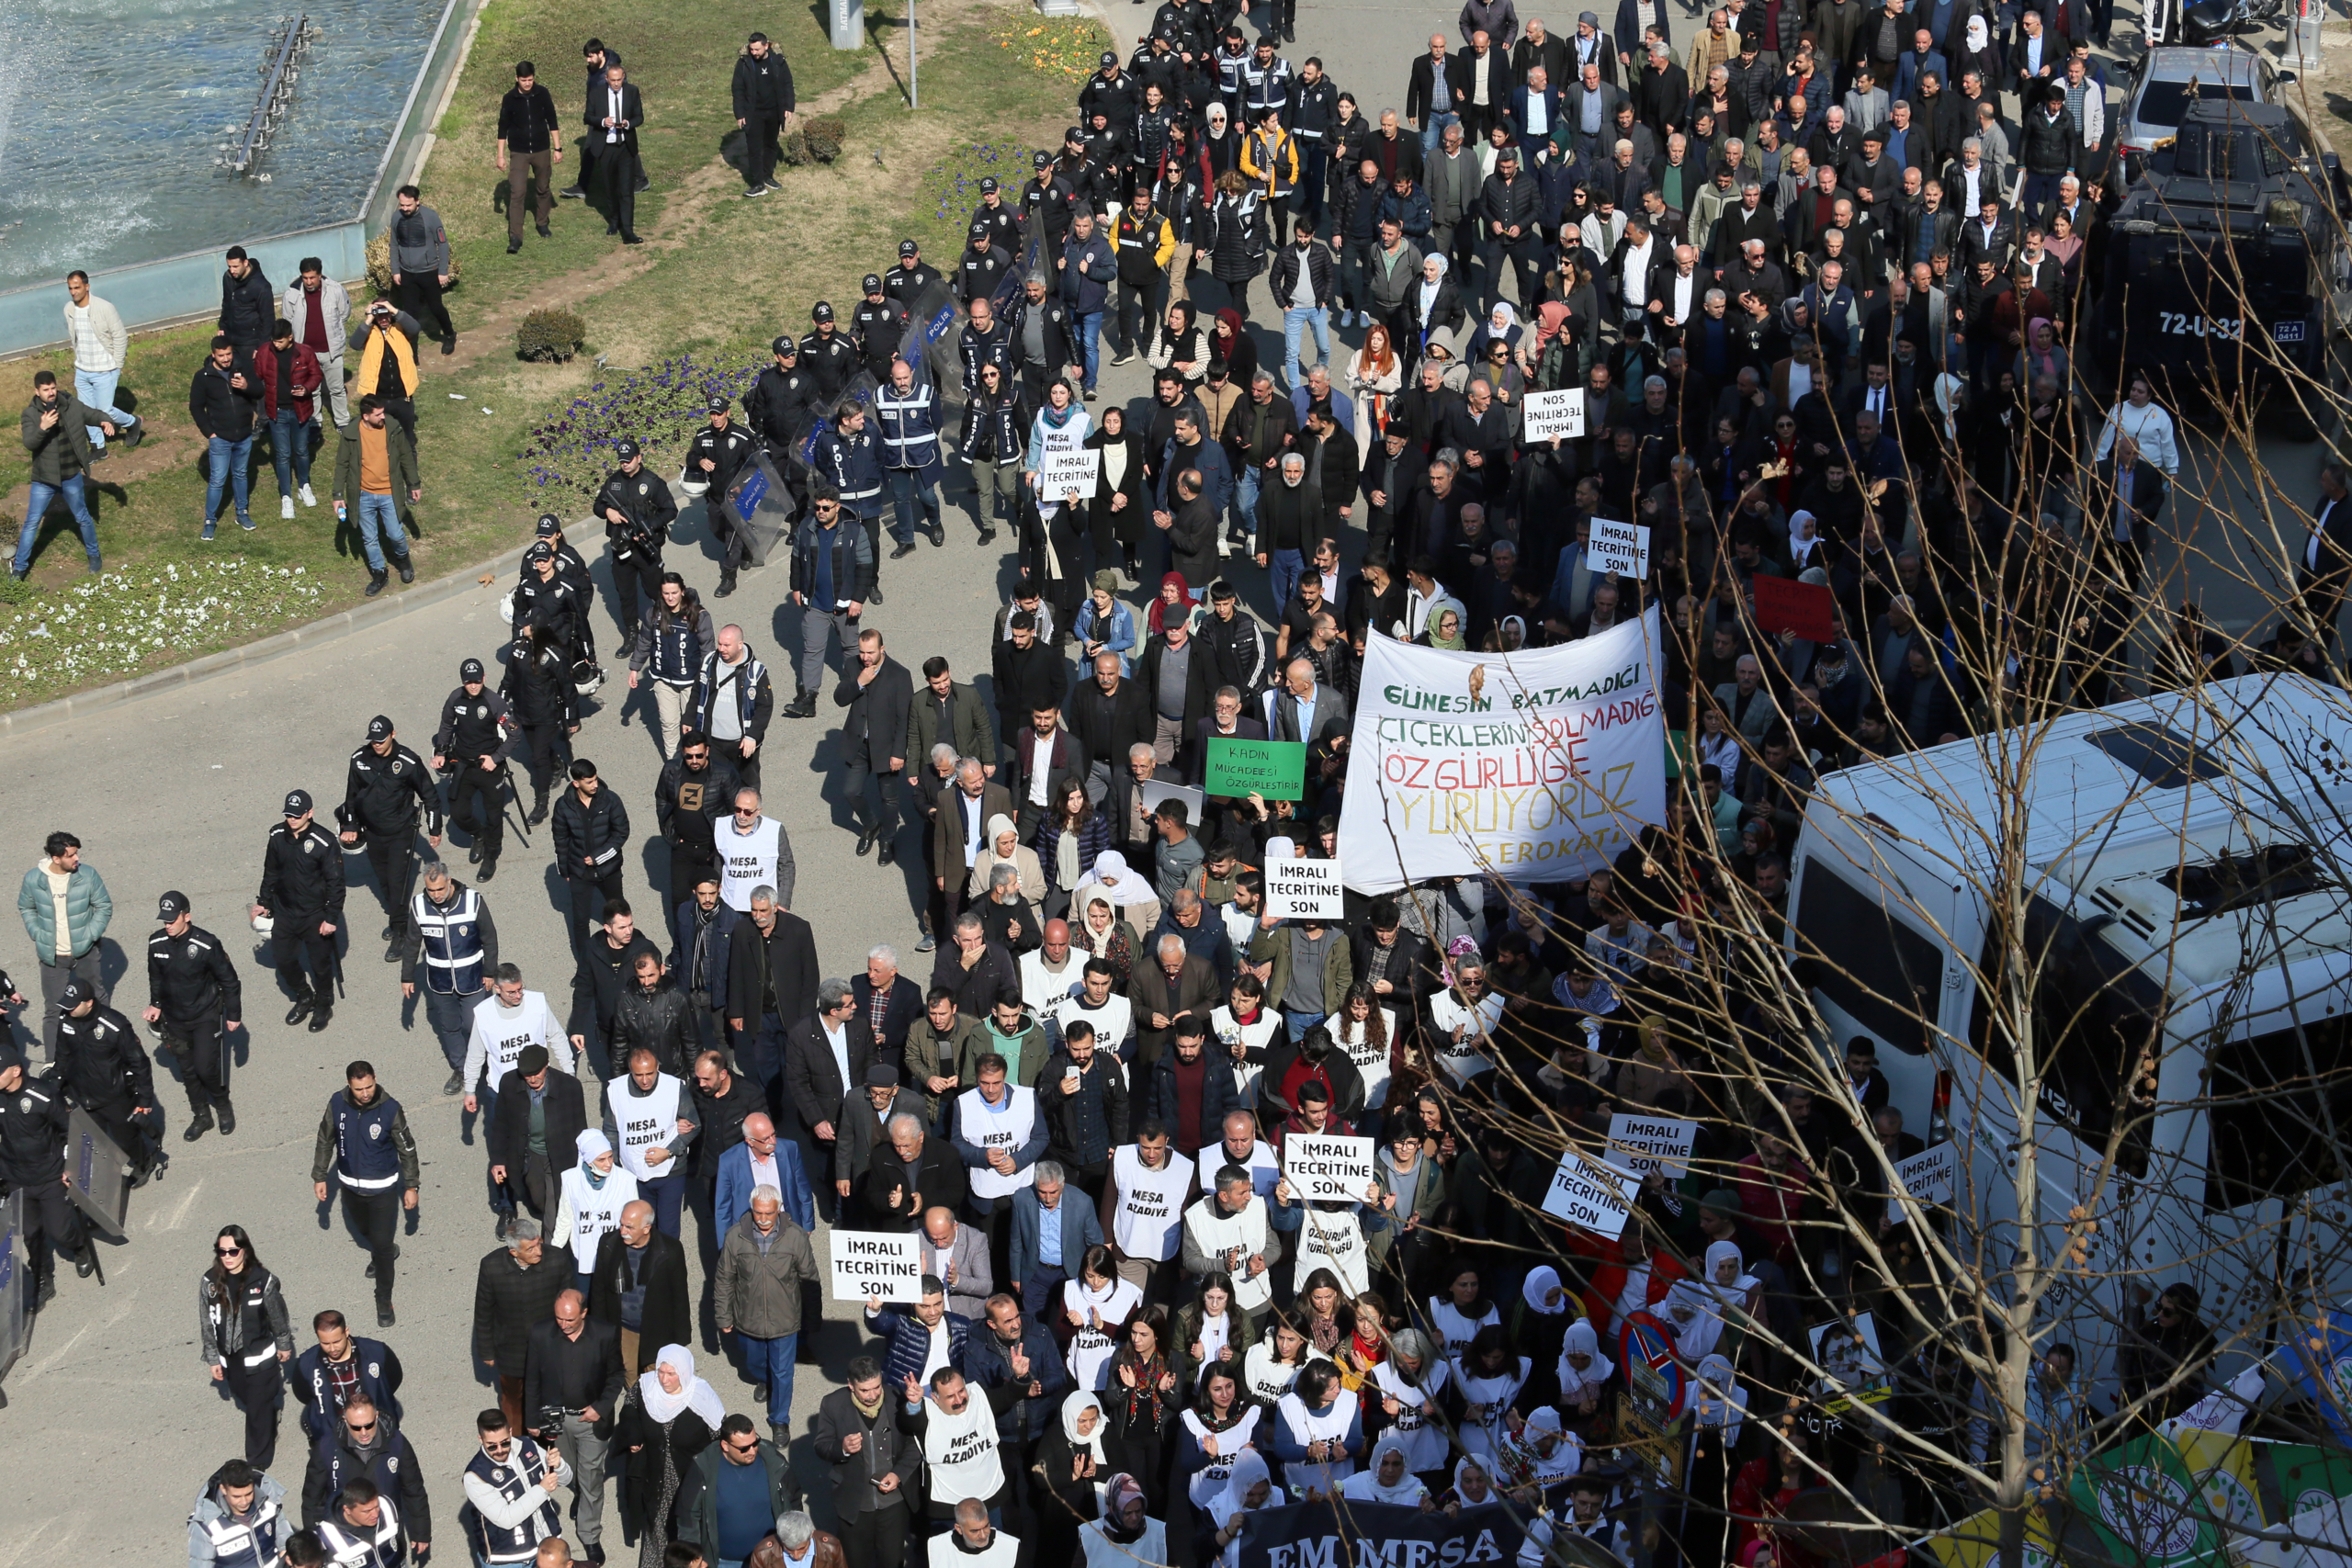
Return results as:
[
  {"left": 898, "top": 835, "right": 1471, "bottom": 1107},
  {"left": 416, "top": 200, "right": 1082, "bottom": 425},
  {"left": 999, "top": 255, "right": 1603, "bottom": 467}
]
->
[
  {"left": 1555, "top": 1317, "right": 1617, "bottom": 1416},
  {"left": 1204, "top": 1450, "right": 1284, "bottom": 1568},
  {"left": 1404, "top": 252, "right": 1466, "bottom": 359},
  {"left": 1342, "top": 1432, "right": 1436, "bottom": 1507},
  {"left": 1509, "top": 1265, "right": 1575, "bottom": 1393},
  {"left": 966, "top": 813, "right": 1046, "bottom": 906},
  {"left": 1664, "top": 1240, "right": 1760, "bottom": 1362},
  {"left": 550, "top": 1127, "right": 639, "bottom": 1290},
  {"left": 1676, "top": 1353, "right": 1749, "bottom": 1568},
  {"left": 1074, "top": 849, "right": 1160, "bottom": 941},
  {"left": 1034, "top": 1390, "right": 1109, "bottom": 1568},
  {"left": 1498, "top": 1404, "right": 1584, "bottom": 1494},
  {"left": 613, "top": 1344, "right": 724, "bottom": 1567},
  {"left": 1443, "top": 1455, "right": 1497, "bottom": 1513}
]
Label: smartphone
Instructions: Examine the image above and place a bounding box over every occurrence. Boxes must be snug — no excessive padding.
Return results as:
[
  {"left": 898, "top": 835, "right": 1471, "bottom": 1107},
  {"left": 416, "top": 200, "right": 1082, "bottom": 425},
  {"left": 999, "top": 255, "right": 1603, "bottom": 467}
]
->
[{"left": 1064, "top": 1066, "right": 1081, "bottom": 1084}]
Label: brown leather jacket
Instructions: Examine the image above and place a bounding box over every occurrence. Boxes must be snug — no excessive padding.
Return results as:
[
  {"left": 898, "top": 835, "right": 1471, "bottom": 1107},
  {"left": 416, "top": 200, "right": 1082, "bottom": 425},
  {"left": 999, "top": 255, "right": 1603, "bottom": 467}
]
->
[{"left": 750, "top": 1531, "right": 848, "bottom": 1568}]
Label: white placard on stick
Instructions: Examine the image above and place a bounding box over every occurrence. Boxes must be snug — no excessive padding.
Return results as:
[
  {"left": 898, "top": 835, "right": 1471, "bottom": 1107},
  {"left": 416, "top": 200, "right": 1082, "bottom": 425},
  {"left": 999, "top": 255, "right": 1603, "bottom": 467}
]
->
[
  {"left": 1263, "top": 852, "right": 1346, "bottom": 920},
  {"left": 1606, "top": 1111, "right": 1698, "bottom": 1180},
  {"left": 1884, "top": 1140, "right": 1957, "bottom": 1226},
  {"left": 1284, "top": 1133, "right": 1376, "bottom": 1203},
  {"left": 1038, "top": 446, "right": 1101, "bottom": 496},
  {"left": 830, "top": 1229, "right": 926, "bottom": 1303},
  {"left": 1588, "top": 517, "right": 1651, "bottom": 577},
  {"left": 1137, "top": 778, "right": 1205, "bottom": 824},
  {"left": 1542, "top": 1151, "right": 1642, "bottom": 1236},
  {"left": 1521, "top": 388, "right": 1589, "bottom": 443}
]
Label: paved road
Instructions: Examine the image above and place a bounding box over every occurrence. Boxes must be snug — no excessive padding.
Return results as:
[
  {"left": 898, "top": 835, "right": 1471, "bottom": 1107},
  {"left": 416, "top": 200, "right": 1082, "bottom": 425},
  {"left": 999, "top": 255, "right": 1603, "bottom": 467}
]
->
[{"left": 0, "top": 0, "right": 2329, "bottom": 1559}]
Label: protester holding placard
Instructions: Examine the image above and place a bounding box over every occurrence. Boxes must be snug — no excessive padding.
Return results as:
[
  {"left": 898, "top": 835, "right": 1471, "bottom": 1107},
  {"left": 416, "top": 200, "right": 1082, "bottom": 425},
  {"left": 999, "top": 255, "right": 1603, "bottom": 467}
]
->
[
  {"left": 1368, "top": 1111, "right": 1445, "bottom": 1291},
  {"left": 1182, "top": 1164, "right": 1282, "bottom": 1314}
]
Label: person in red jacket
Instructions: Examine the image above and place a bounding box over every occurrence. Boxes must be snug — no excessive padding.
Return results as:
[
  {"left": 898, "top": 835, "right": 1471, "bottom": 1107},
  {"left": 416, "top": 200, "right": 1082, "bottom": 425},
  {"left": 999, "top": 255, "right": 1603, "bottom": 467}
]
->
[{"left": 254, "top": 316, "right": 325, "bottom": 521}]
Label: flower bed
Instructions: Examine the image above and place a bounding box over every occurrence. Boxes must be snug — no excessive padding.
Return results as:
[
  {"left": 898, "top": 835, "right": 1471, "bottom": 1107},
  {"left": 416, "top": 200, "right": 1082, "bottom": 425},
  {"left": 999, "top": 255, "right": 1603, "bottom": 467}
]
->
[
  {"left": 989, "top": 16, "right": 1114, "bottom": 83},
  {"left": 523, "top": 353, "right": 765, "bottom": 502},
  {"left": 0, "top": 560, "right": 326, "bottom": 699},
  {"left": 922, "top": 140, "right": 1035, "bottom": 231}
]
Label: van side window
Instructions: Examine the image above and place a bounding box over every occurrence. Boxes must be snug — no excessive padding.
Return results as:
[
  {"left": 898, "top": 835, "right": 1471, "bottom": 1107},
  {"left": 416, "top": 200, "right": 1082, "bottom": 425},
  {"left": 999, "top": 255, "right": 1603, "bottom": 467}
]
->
[
  {"left": 2205, "top": 1012, "right": 2352, "bottom": 1211},
  {"left": 1969, "top": 896, "right": 2157, "bottom": 1179},
  {"left": 1792, "top": 863, "right": 1940, "bottom": 1055}
]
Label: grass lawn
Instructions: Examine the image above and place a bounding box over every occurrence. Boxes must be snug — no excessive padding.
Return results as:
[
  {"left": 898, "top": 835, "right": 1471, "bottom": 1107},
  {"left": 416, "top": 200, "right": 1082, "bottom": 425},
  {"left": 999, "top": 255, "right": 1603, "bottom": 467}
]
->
[{"left": 0, "top": 0, "right": 1110, "bottom": 710}]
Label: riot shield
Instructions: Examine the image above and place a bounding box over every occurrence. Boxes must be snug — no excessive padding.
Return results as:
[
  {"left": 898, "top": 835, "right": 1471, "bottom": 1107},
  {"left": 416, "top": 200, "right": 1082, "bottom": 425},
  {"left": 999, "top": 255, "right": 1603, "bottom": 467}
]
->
[
  {"left": 64, "top": 1107, "right": 130, "bottom": 1237},
  {"left": 724, "top": 452, "right": 800, "bottom": 570},
  {"left": 0, "top": 1189, "right": 24, "bottom": 1382},
  {"left": 896, "top": 278, "right": 967, "bottom": 413}
]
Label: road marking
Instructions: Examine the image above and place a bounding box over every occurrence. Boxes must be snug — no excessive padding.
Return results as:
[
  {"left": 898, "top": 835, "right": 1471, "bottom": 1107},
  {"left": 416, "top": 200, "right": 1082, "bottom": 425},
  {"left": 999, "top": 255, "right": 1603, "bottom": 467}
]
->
[{"left": 153, "top": 1176, "right": 206, "bottom": 1231}]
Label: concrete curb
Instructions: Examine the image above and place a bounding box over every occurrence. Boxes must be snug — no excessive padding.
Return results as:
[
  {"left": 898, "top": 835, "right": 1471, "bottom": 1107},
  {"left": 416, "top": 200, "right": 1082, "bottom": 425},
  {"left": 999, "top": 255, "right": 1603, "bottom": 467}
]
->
[{"left": 0, "top": 544, "right": 527, "bottom": 737}]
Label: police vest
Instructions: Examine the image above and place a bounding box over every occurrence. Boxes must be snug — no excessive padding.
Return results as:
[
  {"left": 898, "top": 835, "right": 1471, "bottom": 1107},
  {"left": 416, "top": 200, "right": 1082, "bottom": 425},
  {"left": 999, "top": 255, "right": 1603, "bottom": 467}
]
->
[
  {"left": 1179, "top": 1405, "right": 1261, "bottom": 1506},
  {"left": 1184, "top": 1194, "right": 1273, "bottom": 1312},
  {"left": 466, "top": 1441, "right": 563, "bottom": 1562},
  {"left": 191, "top": 1492, "right": 285, "bottom": 1568},
  {"left": 956, "top": 1085, "right": 1038, "bottom": 1200},
  {"left": 410, "top": 886, "right": 486, "bottom": 995},
  {"left": 875, "top": 385, "right": 942, "bottom": 469},
  {"left": 645, "top": 613, "right": 700, "bottom": 687},
  {"left": 560, "top": 1162, "right": 639, "bottom": 1258},
  {"left": 917, "top": 1392, "right": 1004, "bottom": 1506},
  {"left": 334, "top": 1091, "right": 404, "bottom": 1190},
  {"left": 318, "top": 1495, "right": 403, "bottom": 1568},
  {"left": 716, "top": 815, "right": 782, "bottom": 913},
  {"left": 1110, "top": 1144, "right": 1194, "bottom": 1262},
  {"left": 605, "top": 1074, "right": 684, "bottom": 1182}
]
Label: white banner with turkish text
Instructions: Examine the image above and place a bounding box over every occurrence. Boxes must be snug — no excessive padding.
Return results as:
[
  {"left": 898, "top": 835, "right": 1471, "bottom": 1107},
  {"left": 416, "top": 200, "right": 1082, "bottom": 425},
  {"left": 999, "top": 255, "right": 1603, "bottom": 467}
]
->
[{"left": 830, "top": 1229, "right": 926, "bottom": 1303}]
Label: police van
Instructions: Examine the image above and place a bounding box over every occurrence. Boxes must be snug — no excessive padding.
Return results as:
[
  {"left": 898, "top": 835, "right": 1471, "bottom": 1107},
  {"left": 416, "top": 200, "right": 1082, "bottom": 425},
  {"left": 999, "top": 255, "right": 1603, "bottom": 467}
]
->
[
  {"left": 1786, "top": 675, "right": 2352, "bottom": 1387},
  {"left": 2095, "top": 97, "right": 2351, "bottom": 441}
]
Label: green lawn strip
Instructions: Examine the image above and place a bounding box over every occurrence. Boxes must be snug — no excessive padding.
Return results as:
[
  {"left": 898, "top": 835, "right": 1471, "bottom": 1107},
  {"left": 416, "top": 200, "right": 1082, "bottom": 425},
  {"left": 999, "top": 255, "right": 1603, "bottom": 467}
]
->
[{"left": 0, "top": 8, "right": 1094, "bottom": 711}]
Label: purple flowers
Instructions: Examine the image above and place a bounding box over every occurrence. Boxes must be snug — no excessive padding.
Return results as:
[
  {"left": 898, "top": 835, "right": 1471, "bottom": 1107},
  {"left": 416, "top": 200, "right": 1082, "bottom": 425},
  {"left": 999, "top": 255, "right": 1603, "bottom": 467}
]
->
[{"left": 524, "top": 353, "right": 763, "bottom": 499}]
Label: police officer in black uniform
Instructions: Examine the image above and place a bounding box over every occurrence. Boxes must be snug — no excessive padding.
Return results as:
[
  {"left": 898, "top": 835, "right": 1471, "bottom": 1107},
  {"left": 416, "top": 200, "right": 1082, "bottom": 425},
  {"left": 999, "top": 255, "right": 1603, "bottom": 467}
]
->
[
  {"left": 339, "top": 715, "right": 445, "bottom": 962},
  {"left": 884, "top": 237, "right": 946, "bottom": 312},
  {"left": 515, "top": 541, "right": 593, "bottom": 677},
  {"left": 968, "top": 175, "right": 1023, "bottom": 254},
  {"left": 500, "top": 620, "right": 579, "bottom": 823},
  {"left": 594, "top": 453, "right": 677, "bottom": 655},
  {"left": 144, "top": 891, "right": 245, "bottom": 1140},
  {"left": 799, "top": 301, "right": 858, "bottom": 408},
  {"left": 1022, "top": 148, "right": 1081, "bottom": 253},
  {"left": 309, "top": 1059, "right": 421, "bottom": 1328},
  {"left": 956, "top": 220, "right": 1015, "bottom": 309},
  {"left": 56, "top": 973, "right": 163, "bottom": 1184},
  {"left": 747, "top": 337, "right": 821, "bottom": 466},
  {"left": 433, "top": 660, "right": 520, "bottom": 881},
  {"left": 527, "top": 513, "right": 594, "bottom": 602},
  {"left": 684, "top": 400, "right": 757, "bottom": 599},
  {"left": 852, "top": 276, "right": 908, "bottom": 385},
  {"left": 402, "top": 862, "right": 500, "bottom": 1096},
  {"left": 0, "top": 1038, "right": 85, "bottom": 1309},
  {"left": 255, "top": 789, "right": 347, "bottom": 1032}
]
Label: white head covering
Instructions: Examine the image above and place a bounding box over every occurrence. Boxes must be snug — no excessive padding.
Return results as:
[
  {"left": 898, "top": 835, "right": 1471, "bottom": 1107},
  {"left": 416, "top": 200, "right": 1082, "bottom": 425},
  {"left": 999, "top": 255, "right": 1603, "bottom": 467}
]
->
[
  {"left": 639, "top": 1344, "right": 727, "bottom": 1427},
  {"left": 1511, "top": 1405, "right": 1584, "bottom": 1483},
  {"left": 1086, "top": 850, "right": 1157, "bottom": 907},
  {"left": 985, "top": 814, "right": 1020, "bottom": 852},
  {"left": 1556, "top": 1318, "right": 1617, "bottom": 1402},
  {"left": 1965, "top": 14, "right": 1989, "bottom": 49},
  {"left": 1522, "top": 1266, "right": 1568, "bottom": 1315},
  {"left": 1453, "top": 1455, "right": 1497, "bottom": 1504},
  {"left": 1062, "top": 1390, "right": 1112, "bottom": 1461},
  {"left": 576, "top": 1129, "right": 613, "bottom": 1164},
  {"left": 1693, "top": 1353, "right": 1749, "bottom": 1432},
  {"left": 1343, "top": 1433, "right": 1431, "bottom": 1505},
  {"left": 1211, "top": 1450, "right": 1276, "bottom": 1531}
]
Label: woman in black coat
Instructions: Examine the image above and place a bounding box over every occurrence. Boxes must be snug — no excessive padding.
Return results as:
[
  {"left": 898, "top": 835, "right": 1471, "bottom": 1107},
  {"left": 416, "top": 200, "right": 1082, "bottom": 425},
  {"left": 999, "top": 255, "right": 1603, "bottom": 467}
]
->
[
  {"left": 610, "top": 1350, "right": 718, "bottom": 1562},
  {"left": 1398, "top": 253, "right": 1468, "bottom": 365},
  {"left": 1033, "top": 1388, "right": 1109, "bottom": 1568},
  {"left": 1086, "top": 403, "right": 1153, "bottom": 570},
  {"left": 1103, "top": 1305, "right": 1182, "bottom": 1512},
  {"left": 1205, "top": 170, "right": 1266, "bottom": 321}
]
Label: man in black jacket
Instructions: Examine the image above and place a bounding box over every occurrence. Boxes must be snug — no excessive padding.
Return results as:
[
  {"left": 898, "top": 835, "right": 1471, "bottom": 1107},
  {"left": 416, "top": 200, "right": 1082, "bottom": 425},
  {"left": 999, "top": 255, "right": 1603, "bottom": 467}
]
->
[
  {"left": 255, "top": 788, "right": 346, "bottom": 1031},
  {"left": 836, "top": 626, "right": 914, "bottom": 862},
  {"left": 786, "top": 488, "right": 875, "bottom": 716},
  {"left": 587, "top": 59, "right": 647, "bottom": 243},
  {"left": 145, "top": 890, "right": 244, "bottom": 1138},
  {"left": 594, "top": 441, "right": 680, "bottom": 653},
  {"left": 474, "top": 1220, "right": 567, "bottom": 1435},
  {"left": 727, "top": 891, "right": 821, "bottom": 1122},
  {"left": 786, "top": 978, "right": 875, "bottom": 1221},
  {"left": 1269, "top": 218, "right": 1338, "bottom": 391},
  {"left": 339, "top": 715, "right": 444, "bottom": 963},
  {"left": 497, "top": 62, "right": 562, "bottom": 252},
  {"left": 190, "top": 335, "right": 263, "bottom": 539},
  {"left": 551, "top": 759, "right": 631, "bottom": 976},
  {"left": 1478, "top": 147, "right": 1543, "bottom": 314},
  {"left": 1135, "top": 619, "right": 1218, "bottom": 783},
  {"left": 590, "top": 1200, "right": 690, "bottom": 1373},
  {"left": 525, "top": 1287, "right": 627, "bottom": 1554},
  {"left": 300, "top": 1398, "right": 433, "bottom": 1539},
  {"left": 731, "top": 32, "right": 796, "bottom": 197},
  {"left": 989, "top": 613, "right": 1065, "bottom": 772},
  {"left": 490, "top": 1045, "right": 588, "bottom": 1218},
  {"left": 218, "top": 246, "right": 275, "bottom": 348}
]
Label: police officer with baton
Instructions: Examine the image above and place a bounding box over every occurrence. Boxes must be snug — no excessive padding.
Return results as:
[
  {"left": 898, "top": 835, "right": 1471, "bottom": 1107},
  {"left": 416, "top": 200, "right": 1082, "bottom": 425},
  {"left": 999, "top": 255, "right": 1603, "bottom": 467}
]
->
[
  {"left": 595, "top": 452, "right": 677, "bottom": 653},
  {"left": 255, "top": 789, "right": 346, "bottom": 1033},
  {"left": 434, "top": 660, "right": 520, "bottom": 883},
  {"left": 144, "top": 891, "right": 244, "bottom": 1141},
  {"left": 0, "top": 1037, "right": 85, "bottom": 1309},
  {"left": 682, "top": 404, "right": 754, "bottom": 600},
  {"left": 56, "top": 973, "right": 164, "bottom": 1187},
  {"left": 339, "top": 715, "right": 444, "bottom": 964}
]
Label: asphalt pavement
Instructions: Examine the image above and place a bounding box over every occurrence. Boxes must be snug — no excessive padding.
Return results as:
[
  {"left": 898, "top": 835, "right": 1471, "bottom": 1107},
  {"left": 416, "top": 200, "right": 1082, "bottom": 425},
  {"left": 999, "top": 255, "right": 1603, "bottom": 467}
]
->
[{"left": 0, "top": 0, "right": 2333, "bottom": 1558}]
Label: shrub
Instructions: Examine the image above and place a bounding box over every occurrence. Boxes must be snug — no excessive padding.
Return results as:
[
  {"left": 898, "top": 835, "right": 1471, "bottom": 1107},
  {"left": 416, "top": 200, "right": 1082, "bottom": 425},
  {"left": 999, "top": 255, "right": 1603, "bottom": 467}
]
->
[
  {"left": 516, "top": 307, "right": 587, "bottom": 363},
  {"left": 782, "top": 115, "right": 849, "bottom": 167}
]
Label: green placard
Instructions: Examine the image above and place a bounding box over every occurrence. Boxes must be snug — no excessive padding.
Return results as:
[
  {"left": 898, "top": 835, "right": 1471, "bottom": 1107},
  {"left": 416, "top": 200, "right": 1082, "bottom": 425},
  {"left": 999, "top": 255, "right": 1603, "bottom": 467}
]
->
[{"left": 1204, "top": 737, "right": 1307, "bottom": 798}]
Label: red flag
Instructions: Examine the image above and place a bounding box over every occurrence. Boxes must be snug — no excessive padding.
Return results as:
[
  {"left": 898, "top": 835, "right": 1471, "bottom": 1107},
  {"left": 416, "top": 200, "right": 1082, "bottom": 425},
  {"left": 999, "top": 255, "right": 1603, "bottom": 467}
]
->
[{"left": 1753, "top": 573, "right": 1836, "bottom": 642}]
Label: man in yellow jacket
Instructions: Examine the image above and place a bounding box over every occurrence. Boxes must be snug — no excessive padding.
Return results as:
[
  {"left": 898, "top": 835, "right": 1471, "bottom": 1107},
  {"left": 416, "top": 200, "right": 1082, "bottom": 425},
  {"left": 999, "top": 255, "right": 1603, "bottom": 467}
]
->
[{"left": 1108, "top": 189, "right": 1176, "bottom": 368}]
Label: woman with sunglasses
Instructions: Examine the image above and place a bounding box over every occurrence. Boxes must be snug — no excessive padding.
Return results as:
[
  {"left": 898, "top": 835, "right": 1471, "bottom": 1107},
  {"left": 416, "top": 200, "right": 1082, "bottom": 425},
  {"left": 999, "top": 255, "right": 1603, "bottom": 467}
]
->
[{"left": 198, "top": 1224, "right": 296, "bottom": 1469}]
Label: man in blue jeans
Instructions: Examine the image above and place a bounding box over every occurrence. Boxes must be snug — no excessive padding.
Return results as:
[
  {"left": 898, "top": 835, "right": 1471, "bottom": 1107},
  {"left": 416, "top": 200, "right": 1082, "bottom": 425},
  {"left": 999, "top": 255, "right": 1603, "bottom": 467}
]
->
[
  {"left": 1270, "top": 215, "right": 1336, "bottom": 390},
  {"left": 62, "top": 272, "right": 141, "bottom": 456},
  {"left": 712, "top": 1182, "right": 817, "bottom": 1445},
  {"left": 188, "top": 334, "right": 262, "bottom": 539},
  {"left": 331, "top": 397, "right": 421, "bottom": 594},
  {"left": 1057, "top": 209, "right": 1116, "bottom": 397},
  {"left": 15, "top": 369, "right": 109, "bottom": 579}
]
